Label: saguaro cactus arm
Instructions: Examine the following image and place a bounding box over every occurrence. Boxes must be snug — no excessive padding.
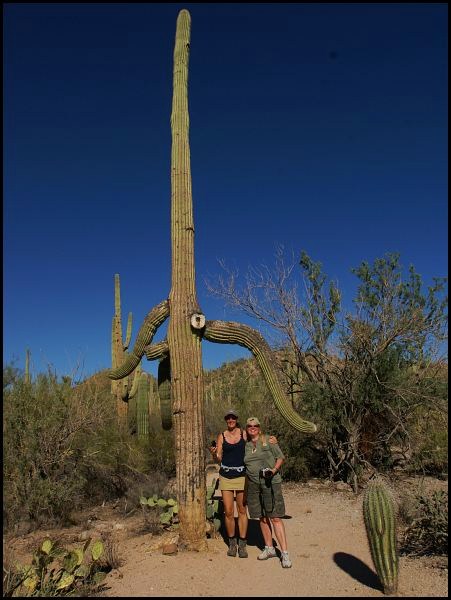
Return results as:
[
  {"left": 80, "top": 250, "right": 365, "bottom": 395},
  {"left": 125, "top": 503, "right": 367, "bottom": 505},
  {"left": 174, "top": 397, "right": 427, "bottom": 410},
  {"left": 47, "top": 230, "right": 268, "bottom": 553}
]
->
[
  {"left": 124, "top": 312, "right": 133, "bottom": 350},
  {"left": 109, "top": 299, "right": 170, "bottom": 379},
  {"left": 203, "top": 320, "right": 317, "bottom": 433},
  {"left": 144, "top": 340, "right": 170, "bottom": 361},
  {"left": 128, "top": 361, "right": 143, "bottom": 399}
]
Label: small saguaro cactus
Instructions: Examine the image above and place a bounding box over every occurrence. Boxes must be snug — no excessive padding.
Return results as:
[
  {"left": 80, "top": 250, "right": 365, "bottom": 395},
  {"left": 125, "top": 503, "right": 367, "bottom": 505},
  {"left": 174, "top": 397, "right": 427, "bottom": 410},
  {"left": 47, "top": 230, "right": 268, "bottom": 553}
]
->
[
  {"left": 363, "top": 479, "right": 399, "bottom": 595},
  {"left": 108, "top": 9, "right": 317, "bottom": 550}
]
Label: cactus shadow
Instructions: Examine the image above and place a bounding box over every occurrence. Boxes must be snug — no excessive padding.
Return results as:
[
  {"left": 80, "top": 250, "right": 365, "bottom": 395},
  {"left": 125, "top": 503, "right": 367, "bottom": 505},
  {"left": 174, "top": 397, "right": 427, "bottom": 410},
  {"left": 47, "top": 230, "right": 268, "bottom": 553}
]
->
[{"left": 333, "top": 552, "right": 383, "bottom": 592}]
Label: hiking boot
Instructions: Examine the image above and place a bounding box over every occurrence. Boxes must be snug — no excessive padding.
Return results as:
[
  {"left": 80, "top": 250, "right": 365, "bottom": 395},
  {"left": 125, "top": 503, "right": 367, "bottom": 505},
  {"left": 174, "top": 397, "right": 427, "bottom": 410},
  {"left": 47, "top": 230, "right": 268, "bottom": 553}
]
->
[
  {"left": 257, "top": 546, "right": 277, "bottom": 560},
  {"left": 227, "top": 537, "right": 237, "bottom": 557},
  {"left": 281, "top": 551, "right": 292, "bottom": 568},
  {"left": 238, "top": 538, "right": 248, "bottom": 558}
]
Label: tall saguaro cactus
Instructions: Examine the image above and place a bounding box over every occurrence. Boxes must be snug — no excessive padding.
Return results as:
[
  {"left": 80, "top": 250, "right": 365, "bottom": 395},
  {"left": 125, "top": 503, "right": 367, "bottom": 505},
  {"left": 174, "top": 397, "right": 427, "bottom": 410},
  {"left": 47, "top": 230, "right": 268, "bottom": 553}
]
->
[{"left": 109, "top": 9, "right": 317, "bottom": 550}]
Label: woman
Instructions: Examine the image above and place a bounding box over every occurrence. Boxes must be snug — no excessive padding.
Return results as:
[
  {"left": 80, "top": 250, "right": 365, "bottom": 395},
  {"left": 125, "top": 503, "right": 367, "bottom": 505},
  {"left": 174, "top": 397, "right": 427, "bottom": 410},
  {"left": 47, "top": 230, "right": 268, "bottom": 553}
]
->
[
  {"left": 208, "top": 409, "right": 277, "bottom": 558},
  {"left": 243, "top": 416, "right": 292, "bottom": 568}
]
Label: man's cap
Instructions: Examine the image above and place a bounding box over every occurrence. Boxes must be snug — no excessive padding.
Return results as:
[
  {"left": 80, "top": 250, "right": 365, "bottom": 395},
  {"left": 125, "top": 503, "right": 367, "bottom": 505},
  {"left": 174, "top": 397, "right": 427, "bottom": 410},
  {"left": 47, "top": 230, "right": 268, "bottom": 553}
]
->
[
  {"left": 246, "top": 417, "right": 261, "bottom": 426},
  {"left": 224, "top": 409, "right": 238, "bottom": 419}
]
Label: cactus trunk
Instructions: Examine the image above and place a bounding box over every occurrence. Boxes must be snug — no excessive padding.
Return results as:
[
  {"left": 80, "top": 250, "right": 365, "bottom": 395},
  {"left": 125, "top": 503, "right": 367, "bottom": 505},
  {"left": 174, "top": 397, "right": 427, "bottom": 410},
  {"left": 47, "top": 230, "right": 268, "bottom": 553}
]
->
[
  {"left": 363, "top": 480, "right": 399, "bottom": 595},
  {"left": 166, "top": 9, "right": 207, "bottom": 551}
]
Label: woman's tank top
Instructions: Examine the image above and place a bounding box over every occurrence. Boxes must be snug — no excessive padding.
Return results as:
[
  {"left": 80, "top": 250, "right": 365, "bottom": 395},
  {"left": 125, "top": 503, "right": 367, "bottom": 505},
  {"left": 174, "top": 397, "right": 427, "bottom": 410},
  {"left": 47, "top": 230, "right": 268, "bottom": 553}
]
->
[{"left": 219, "top": 429, "right": 246, "bottom": 479}]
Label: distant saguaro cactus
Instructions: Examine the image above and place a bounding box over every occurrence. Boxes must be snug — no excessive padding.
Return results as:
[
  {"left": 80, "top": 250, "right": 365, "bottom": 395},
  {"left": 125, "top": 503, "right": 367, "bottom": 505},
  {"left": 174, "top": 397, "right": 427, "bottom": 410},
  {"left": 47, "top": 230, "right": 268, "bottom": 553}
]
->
[
  {"left": 24, "top": 348, "right": 31, "bottom": 383},
  {"left": 134, "top": 371, "right": 150, "bottom": 438},
  {"left": 363, "top": 479, "right": 399, "bottom": 595},
  {"left": 111, "top": 273, "right": 136, "bottom": 424},
  {"left": 109, "top": 9, "right": 316, "bottom": 550},
  {"left": 25, "top": 348, "right": 31, "bottom": 384}
]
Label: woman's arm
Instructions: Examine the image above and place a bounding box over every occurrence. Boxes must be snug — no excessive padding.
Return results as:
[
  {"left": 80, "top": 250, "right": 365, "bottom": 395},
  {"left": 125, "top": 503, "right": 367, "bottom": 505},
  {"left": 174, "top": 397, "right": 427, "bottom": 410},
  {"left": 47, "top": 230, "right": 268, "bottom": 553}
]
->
[
  {"left": 270, "top": 457, "right": 284, "bottom": 476},
  {"left": 215, "top": 433, "right": 223, "bottom": 462}
]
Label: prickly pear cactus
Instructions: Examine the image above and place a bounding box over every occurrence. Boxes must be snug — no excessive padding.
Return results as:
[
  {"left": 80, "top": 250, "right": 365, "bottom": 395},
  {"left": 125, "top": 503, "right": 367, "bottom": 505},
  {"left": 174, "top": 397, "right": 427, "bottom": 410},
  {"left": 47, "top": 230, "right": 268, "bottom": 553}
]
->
[{"left": 363, "top": 479, "right": 399, "bottom": 595}]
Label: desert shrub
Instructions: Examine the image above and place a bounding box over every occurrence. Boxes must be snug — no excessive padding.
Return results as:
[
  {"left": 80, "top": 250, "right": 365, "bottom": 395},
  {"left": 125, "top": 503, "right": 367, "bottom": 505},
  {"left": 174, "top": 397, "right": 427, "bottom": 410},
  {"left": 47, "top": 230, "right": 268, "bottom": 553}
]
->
[
  {"left": 3, "top": 364, "right": 177, "bottom": 532},
  {"left": 408, "top": 402, "right": 448, "bottom": 477},
  {"left": 3, "top": 371, "right": 101, "bottom": 528},
  {"left": 400, "top": 489, "right": 448, "bottom": 556}
]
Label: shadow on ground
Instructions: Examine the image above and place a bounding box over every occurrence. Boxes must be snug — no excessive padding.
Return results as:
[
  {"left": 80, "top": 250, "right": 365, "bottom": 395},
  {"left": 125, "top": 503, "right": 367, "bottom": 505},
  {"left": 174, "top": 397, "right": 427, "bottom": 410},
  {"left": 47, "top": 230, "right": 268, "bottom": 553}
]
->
[{"left": 333, "top": 552, "right": 383, "bottom": 592}]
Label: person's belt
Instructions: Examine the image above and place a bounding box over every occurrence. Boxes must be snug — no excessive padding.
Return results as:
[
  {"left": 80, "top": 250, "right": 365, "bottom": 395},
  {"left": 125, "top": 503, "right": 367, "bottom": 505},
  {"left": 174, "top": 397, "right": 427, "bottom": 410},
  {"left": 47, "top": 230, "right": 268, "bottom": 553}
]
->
[{"left": 220, "top": 464, "right": 245, "bottom": 473}]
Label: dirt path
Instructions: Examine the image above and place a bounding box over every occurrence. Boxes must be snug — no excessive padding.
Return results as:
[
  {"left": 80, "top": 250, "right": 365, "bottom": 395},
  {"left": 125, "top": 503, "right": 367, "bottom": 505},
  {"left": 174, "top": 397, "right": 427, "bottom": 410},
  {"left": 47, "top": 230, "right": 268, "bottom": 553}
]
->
[{"left": 98, "top": 482, "right": 447, "bottom": 598}]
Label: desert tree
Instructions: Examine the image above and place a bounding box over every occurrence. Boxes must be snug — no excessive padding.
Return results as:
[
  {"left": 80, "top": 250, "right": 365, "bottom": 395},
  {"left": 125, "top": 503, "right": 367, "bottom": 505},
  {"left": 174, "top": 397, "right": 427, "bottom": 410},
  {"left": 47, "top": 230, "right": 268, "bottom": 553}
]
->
[{"left": 207, "top": 247, "right": 447, "bottom": 491}]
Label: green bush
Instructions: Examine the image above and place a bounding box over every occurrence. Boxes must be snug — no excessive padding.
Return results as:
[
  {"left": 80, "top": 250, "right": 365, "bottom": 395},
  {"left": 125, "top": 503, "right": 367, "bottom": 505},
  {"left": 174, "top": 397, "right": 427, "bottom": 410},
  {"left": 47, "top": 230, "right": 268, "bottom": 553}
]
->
[
  {"left": 3, "top": 372, "right": 95, "bottom": 528},
  {"left": 408, "top": 405, "right": 448, "bottom": 477},
  {"left": 3, "top": 365, "right": 176, "bottom": 532},
  {"left": 400, "top": 490, "right": 448, "bottom": 556}
]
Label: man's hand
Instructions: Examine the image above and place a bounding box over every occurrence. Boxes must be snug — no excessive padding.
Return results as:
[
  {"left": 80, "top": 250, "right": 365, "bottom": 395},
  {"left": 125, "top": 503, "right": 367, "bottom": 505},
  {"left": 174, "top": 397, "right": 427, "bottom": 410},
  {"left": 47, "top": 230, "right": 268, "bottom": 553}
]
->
[{"left": 269, "top": 435, "right": 278, "bottom": 445}]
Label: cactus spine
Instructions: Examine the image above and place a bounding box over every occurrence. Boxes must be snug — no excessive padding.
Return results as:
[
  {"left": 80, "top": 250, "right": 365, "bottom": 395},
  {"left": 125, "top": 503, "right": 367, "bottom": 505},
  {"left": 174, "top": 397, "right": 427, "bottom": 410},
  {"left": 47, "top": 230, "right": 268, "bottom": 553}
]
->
[
  {"left": 363, "top": 480, "right": 399, "bottom": 595},
  {"left": 109, "top": 9, "right": 316, "bottom": 550}
]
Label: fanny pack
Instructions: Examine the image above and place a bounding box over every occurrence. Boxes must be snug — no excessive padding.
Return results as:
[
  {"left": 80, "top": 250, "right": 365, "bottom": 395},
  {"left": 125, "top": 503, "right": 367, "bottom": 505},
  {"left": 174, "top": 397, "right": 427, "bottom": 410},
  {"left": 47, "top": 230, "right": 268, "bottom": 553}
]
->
[{"left": 220, "top": 464, "right": 245, "bottom": 473}]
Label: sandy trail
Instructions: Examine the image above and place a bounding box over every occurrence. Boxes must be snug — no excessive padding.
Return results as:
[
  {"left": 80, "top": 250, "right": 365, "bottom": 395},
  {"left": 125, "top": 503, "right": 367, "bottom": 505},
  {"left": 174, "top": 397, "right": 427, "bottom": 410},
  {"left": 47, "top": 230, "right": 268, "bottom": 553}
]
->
[{"left": 99, "top": 482, "right": 447, "bottom": 597}]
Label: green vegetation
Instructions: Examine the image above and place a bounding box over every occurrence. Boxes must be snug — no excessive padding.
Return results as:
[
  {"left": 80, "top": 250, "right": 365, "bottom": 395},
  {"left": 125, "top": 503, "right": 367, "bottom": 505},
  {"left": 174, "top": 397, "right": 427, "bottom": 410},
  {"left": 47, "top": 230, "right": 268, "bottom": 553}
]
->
[
  {"left": 139, "top": 494, "right": 179, "bottom": 528},
  {"left": 3, "top": 537, "right": 108, "bottom": 597},
  {"left": 207, "top": 250, "right": 448, "bottom": 490},
  {"left": 400, "top": 489, "right": 448, "bottom": 556},
  {"left": 205, "top": 477, "right": 221, "bottom": 535},
  {"left": 2, "top": 251, "right": 447, "bottom": 577},
  {"left": 3, "top": 366, "right": 173, "bottom": 530}
]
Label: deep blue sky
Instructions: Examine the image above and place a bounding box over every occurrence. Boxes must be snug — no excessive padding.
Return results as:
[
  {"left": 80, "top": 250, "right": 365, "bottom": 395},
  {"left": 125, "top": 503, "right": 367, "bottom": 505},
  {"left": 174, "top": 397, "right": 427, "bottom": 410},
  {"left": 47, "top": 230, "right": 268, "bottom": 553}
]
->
[{"left": 4, "top": 3, "right": 448, "bottom": 380}]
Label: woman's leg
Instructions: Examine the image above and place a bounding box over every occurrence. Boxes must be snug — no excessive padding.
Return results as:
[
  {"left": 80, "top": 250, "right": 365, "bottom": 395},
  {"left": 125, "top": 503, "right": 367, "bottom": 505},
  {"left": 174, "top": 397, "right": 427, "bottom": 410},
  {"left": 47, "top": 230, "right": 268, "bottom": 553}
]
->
[
  {"left": 235, "top": 490, "right": 248, "bottom": 558},
  {"left": 221, "top": 490, "right": 236, "bottom": 538},
  {"left": 270, "top": 517, "right": 288, "bottom": 552},
  {"left": 259, "top": 516, "right": 274, "bottom": 547},
  {"left": 235, "top": 491, "right": 248, "bottom": 539}
]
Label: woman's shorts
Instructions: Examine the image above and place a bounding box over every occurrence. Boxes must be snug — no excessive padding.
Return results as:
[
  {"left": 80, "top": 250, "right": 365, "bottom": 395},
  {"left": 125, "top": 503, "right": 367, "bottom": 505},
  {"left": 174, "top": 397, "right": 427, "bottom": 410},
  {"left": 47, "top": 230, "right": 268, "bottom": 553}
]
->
[
  {"left": 219, "top": 475, "right": 246, "bottom": 492},
  {"left": 246, "top": 480, "right": 286, "bottom": 518}
]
